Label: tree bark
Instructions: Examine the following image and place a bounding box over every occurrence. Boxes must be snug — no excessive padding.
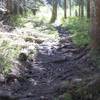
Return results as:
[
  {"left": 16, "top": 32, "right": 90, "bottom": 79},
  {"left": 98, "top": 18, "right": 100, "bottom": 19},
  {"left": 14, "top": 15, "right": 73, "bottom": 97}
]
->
[
  {"left": 81, "top": 0, "right": 84, "bottom": 17},
  {"left": 6, "top": 0, "right": 12, "bottom": 13},
  {"left": 79, "top": 1, "right": 81, "bottom": 16},
  {"left": 69, "top": 0, "right": 72, "bottom": 16},
  {"left": 91, "top": 0, "right": 100, "bottom": 49},
  {"left": 50, "top": 0, "right": 58, "bottom": 23},
  {"left": 79, "top": 0, "right": 84, "bottom": 17},
  {"left": 87, "top": 0, "right": 90, "bottom": 18},
  {"left": 64, "top": 0, "right": 67, "bottom": 18}
]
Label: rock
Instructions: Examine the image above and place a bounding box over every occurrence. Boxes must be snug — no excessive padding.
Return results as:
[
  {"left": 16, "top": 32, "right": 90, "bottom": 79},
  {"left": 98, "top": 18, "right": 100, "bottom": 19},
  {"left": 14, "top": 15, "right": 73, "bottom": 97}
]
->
[
  {"left": 0, "top": 90, "right": 17, "bottom": 100},
  {"left": 72, "top": 78, "right": 82, "bottom": 83},
  {"left": 5, "top": 73, "right": 19, "bottom": 84},
  {"left": 54, "top": 81, "right": 70, "bottom": 95},
  {"left": 59, "top": 37, "right": 70, "bottom": 44},
  {"left": 58, "top": 95, "right": 65, "bottom": 100},
  {"left": 34, "top": 38, "right": 44, "bottom": 44},
  {"left": 28, "top": 45, "right": 36, "bottom": 54},
  {"left": 58, "top": 93, "right": 72, "bottom": 100},
  {"left": 24, "top": 37, "right": 34, "bottom": 42},
  {"left": 18, "top": 53, "right": 28, "bottom": 62},
  {"left": 40, "top": 96, "right": 48, "bottom": 100},
  {"left": 19, "top": 98, "right": 29, "bottom": 100}
]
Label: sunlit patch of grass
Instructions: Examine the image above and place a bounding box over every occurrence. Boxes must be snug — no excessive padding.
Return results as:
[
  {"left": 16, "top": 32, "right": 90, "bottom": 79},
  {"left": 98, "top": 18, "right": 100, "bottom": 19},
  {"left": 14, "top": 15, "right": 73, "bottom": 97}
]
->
[
  {"left": 62, "top": 17, "right": 90, "bottom": 46},
  {"left": 10, "top": 10, "right": 35, "bottom": 27},
  {"left": 10, "top": 15, "right": 27, "bottom": 27},
  {"left": 0, "top": 40, "right": 21, "bottom": 74},
  {"left": 72, "top": 32, "right": 90, "bottom": 46}
]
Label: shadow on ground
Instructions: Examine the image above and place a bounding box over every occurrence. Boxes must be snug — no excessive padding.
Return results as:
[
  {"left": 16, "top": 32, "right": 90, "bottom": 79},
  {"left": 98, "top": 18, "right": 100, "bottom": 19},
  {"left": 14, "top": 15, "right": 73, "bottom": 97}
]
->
[{"left": 0, "top": 26, "right": 99, "bottom": 100}]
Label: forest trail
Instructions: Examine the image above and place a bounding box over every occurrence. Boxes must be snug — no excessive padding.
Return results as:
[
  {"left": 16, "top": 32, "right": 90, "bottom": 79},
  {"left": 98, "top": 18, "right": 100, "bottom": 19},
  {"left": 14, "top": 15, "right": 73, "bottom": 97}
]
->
[{"left": 0, "top": 22, "right": 99, "bottom": 100}]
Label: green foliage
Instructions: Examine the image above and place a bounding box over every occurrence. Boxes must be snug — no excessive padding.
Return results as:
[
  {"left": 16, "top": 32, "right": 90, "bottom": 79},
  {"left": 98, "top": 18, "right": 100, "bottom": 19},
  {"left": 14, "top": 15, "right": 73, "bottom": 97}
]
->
[
  {"left": 63, "top": 93, "right": 72, "bottom": 100},
  {"left": 10, "top": 10, "right": 48, "bottom": 28},
  {"left": 10, "top": 10, "right": 33, "bottom": 27},
  {"left": 10, "top": 15, "right": 28, "bottom": 27},
  {"left": 72, "top": 32, "right": 90, "bottom": 46},
  {"left": 0, "top": 40, "right": 21, "bottom": 74},
  {"left": 62, "top": 17, "right": 90, "bottom": 46}
]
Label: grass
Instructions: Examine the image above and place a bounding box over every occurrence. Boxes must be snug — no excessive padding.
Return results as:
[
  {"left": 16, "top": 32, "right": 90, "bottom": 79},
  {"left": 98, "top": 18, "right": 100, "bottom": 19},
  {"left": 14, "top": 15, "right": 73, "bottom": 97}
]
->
[
  {"left": 2, "top": 11, "right": 59, "bottom": 75},
  {"left": 0, "top": 40, "right": 21, "bottom": 74},
  {"left": 10, "top": 15, "right": 26, "bottom": 27},
  {"left": 62, "top": 17, "right": 91, "bottom": 46},
  {"left": 10, "top": 9, "right": 48, "bottom": 27}
]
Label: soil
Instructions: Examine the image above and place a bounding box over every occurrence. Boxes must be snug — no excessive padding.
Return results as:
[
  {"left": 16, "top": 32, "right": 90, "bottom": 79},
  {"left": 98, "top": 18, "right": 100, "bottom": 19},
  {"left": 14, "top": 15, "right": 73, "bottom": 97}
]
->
[{"left": 0, "top": 22, "right": 99, "bottom": 100}]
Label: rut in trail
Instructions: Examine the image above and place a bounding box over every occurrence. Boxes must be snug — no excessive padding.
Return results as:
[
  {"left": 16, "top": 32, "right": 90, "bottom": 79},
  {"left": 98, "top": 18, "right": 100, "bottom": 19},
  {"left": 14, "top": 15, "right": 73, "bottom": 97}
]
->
[{"left": 0, "top": 26, "right": 97, "bottom": 100}]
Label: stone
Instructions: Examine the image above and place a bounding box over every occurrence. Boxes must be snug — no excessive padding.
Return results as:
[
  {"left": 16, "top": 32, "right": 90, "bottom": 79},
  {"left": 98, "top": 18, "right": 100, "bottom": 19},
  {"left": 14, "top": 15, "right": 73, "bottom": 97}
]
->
[
  {"left": 18, "top": 53, "right": 28, "bottom": 62},
  {"left": 0, "top": 74, "right": 5, "bottom": 83}
]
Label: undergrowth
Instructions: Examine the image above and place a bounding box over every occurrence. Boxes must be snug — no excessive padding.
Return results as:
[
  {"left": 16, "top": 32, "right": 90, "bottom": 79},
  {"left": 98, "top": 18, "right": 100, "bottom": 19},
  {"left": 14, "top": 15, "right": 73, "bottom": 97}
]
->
[
  {"left": 10, "top": 9, "right": 48, "bottom": 27},
  {"left": 0, "top": 40, "right": 21, "bottom": 74},
  {"left": 62, "top": 17, "right": 90, "bottom": 46},
  {"left": 10, "top": 14, "right": 28, "bottom": 27},
  {"left": 10, "top": 12, "right": 59, "bottom": 39}
]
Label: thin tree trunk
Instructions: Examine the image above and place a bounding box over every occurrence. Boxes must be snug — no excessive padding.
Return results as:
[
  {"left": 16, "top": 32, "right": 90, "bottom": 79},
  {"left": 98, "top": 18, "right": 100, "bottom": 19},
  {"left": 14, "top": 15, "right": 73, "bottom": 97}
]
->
[
  {"left": 6, "top": 0, "right": 12, "bottom": 13},
  {"left": 50, "top": 0, "right": 58, "bottom": 23},
  {"left": 87, "top": 0, "right": 90, "bottom": 18},
  {"left": 79, "top": 0, "right": 84, "bottom": 17},
  {"left": 64, "top": 0, "right": 67, "bottom": 18},
  {"left": 69, "top": 0, "right": 72, "bottom": 16},
  {"left": 81, "top": 0, "right": 84, "bottom": 17},
  {"left": 79, "top": 2, "right": 81, "bottom": 16}
]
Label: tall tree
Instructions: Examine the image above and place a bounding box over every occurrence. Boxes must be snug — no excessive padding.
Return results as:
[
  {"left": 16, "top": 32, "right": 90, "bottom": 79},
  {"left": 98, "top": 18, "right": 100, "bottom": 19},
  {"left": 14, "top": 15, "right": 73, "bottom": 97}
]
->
[
  {"left": 80, "top": 0, "right": 84, "bottom": 17},
  {"left": 78, "top": 0, "right": 84, "bottom": 17},
  {"left": 79, "top": 0, "right": 81, "bottom": 16},
  {"left": 91, "top": 0, "right": 100, "bottom": 49},
  {"left": 87, "top": 0, "right": 90, "bottom": 18},
  {"left": 64, "top": 0, "right": 67, "bottom": 18},
  {"left": 6, "top": 0, "right": 12, "bottom": 13},
  {"left": 50, "top": 0, "right": 58, "bottom": 23},
  {"left": 69, "top": 0, "right": 72, "bottom": 16}
]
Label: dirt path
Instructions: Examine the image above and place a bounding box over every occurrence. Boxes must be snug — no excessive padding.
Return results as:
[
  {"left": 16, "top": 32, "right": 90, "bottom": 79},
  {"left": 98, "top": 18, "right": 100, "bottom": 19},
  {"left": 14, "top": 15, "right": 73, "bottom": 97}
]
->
[{"left": 0, "top": 24, "right": 99, "bottom": 100}]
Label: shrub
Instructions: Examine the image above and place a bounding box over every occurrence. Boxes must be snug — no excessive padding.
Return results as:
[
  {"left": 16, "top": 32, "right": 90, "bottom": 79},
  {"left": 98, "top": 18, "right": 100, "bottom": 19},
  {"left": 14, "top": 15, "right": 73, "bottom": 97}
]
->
[
  {"left": 62, "top": 17, "right": 90, "bottom": 46},
  {"left": 10, "top": 15, "right": 27, "bottom": 27},
  {"left": 0, "top": 40, "right": 21, "bottom": 74}
]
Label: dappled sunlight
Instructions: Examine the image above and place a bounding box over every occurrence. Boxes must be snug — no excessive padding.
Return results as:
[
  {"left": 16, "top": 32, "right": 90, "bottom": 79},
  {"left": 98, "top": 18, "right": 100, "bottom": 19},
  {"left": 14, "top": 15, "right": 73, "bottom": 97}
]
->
[{"left": 0, "top": 0, "right": 99, "bottom": 100}]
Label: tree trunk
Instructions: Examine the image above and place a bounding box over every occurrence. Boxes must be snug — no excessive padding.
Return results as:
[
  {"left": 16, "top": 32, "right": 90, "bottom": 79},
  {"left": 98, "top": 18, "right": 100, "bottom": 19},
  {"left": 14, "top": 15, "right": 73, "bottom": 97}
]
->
[
  {"left": 69, "top": 0, "right": 72, "bottom": 16},
  {"left": 6, "top": 0, "right": 12, "bottom": 13},
  {"left": 79, "top": 0, "right": 84, "bottom": 17},
  {"left": 91, "top": 0, "right": 100, "bottom": 49},
  {"left": 79, "top": 2, "right": 81, "bottom": 16},
  {"left": 64, "top": 0, "right": 67, "bottom": 18},
  {"left": 81, "top": 0, "right": 84, "bottom": 17},
  {"left": 6, "top": 0, "right": 26, "bottom": 15},
  {"left": 50, "top": 0, "right": 58, "bottom": 23},
  {"left": 87, "top": 0, "right": 90, "bottom": 18}
]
